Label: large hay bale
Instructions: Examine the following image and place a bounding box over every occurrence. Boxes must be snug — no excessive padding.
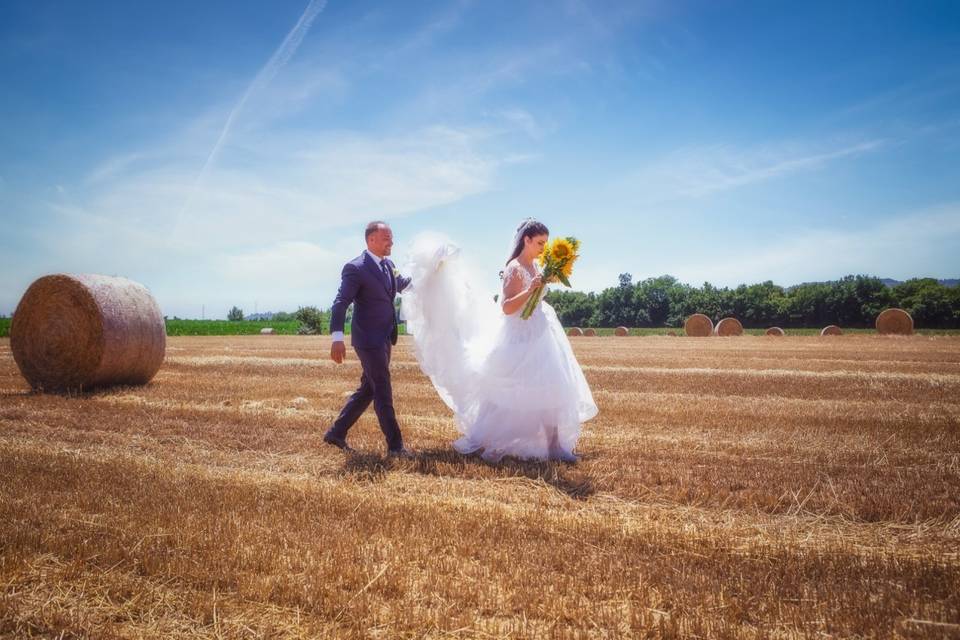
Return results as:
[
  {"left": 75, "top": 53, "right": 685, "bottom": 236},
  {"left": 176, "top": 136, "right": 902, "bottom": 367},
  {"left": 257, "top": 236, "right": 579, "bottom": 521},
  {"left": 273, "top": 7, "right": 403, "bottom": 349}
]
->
[
  {"left": 765, "top": 327, "right": 785, "bottom": 336},
  {"left": 10, "top": 274, "right": 166, "bottom": 392},
  {"left": 567, "top": 327, "right": 584, "bottom": 337},
  {"left": 583, "top": 328, "right": 598, "bottom": 337},
  {"left": 614, "top": 326, "right": 629, "bottom": 336},
  {"left": 684, "top": 314, "right": 713, "bottom": 337},
  {"left": 260, "top": 327, "right": 275, "bottom": 335},
  {"left": 876, "top": 308, "right": 914, "bottom": 335},
  {"left": 714, "top": 317, "right": 743, "bottom": 337},
  {"left": 820, "top": 325, "right": 843, "bottom": 336}
]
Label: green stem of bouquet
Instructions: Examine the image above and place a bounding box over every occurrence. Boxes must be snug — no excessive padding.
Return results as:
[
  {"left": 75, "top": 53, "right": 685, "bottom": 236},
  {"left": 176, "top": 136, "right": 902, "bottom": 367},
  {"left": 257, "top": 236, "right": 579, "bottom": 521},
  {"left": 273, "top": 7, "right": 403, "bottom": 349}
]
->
[{"left": 521, "top": 284, "right": 545, "bottom": 320}]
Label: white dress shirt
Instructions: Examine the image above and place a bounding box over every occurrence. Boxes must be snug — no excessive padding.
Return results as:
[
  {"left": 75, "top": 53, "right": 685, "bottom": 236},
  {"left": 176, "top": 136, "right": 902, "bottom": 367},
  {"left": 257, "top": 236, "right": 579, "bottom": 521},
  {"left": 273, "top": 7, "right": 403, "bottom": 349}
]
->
[{"left": 332, "top": 250, "right": 387, "bottom": 343}]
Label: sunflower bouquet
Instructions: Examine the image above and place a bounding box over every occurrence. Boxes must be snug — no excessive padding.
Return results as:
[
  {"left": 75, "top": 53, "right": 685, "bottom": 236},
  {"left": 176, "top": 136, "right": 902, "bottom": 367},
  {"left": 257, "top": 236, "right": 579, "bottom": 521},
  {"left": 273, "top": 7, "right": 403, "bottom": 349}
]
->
[{"left": 521, "top": 236, "right": 580, "bottom": 320}]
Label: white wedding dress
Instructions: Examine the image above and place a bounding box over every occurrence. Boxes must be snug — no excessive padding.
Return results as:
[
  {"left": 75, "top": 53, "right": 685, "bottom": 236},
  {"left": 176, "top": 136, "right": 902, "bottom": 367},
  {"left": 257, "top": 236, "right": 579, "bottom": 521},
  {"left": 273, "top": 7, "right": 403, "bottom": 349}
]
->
[{"left": 402, "top": 233, "right": 598, "bottom": 462}]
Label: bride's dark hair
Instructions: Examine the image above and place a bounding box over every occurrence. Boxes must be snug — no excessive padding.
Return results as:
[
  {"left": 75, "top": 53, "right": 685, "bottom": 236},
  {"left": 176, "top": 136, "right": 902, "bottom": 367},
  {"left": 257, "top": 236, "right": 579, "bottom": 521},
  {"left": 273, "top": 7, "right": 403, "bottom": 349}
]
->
[
  {"left": 500, "top": 218, "right": 549, "bottom": 279},
  {"left": 506, "top": 219, "right": 549, "bottom": 266}
]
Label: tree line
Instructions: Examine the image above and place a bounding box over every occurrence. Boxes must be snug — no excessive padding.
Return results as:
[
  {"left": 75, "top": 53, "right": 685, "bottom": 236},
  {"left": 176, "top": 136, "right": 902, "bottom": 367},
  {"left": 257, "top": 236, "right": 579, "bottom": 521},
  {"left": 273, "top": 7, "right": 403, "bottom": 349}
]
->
[
  {"left": 227, "top": 306, "right": 326, "bottom": 334},
  {"left": 545, "top": 275, "right": 960, "bottom": 329}
]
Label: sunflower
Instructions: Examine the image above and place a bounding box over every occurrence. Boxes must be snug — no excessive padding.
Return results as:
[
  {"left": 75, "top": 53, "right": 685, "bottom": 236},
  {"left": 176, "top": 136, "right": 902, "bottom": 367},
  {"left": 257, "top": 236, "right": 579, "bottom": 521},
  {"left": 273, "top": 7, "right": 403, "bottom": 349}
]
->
[
  {"left": 560, "top": 254, "right": 577, "bottom": 279},
  {"left": 550, "top": 237, "right": 574, "bottom": 262}
]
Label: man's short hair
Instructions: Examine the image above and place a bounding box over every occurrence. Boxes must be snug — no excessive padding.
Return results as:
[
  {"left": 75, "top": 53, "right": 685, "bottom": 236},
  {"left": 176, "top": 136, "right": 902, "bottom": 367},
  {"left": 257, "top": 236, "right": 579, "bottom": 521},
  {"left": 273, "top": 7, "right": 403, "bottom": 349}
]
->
[{"left": 365, "top": 221, "right": 388, "bottom": 240}]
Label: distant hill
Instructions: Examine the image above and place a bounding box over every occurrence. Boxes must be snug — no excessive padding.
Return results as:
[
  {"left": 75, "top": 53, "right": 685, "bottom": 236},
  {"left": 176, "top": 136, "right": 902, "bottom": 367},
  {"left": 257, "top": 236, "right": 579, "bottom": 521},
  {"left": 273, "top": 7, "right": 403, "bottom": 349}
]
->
[
  {"left": 879, "top": 278, "right": 959, "bottom": 288},
  {"left": 785, "top": 277, "right": 958, "bottom": 292},
  {"left": 247, "top": 312, "right": 297, "bottom": 321}
]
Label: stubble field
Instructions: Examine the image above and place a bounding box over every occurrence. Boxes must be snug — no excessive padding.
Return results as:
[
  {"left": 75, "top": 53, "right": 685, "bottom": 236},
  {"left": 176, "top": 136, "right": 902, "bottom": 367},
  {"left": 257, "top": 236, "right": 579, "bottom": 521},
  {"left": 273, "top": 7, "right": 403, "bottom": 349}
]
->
[{"left": 1, "top": 334, "right": 958, "bottom": 638}]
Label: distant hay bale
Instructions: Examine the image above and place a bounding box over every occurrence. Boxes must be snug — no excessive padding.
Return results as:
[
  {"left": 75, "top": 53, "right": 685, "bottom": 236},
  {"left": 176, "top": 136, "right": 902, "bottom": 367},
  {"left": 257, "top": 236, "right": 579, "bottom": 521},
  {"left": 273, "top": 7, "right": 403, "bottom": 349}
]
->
[
  {"left": 567, "top": 327, "right": 584, "bottom": 337},
  {"left": 684, "top": 314, "right": 713, "bottom": 337},
  {"left": 876, "top": 308, "right": 914, "bottom": 335},
  {"left": 584, "top": 328, "right": 598, "bottom": 337},
  {"left": 614, "top": 326, "right": 629, "bottom": 336},
  {"left": 260, "top": 327, "right": 275, "bottom": 335},
  {"left": 765, "top": 327, "right": 785, "bottom": 336},
  {"left": 10, "top": 274, "right": 165, "bottom": 392},
  {"left": 713, "top": 317, "right": 743, "bottom": 337},
  {"left": 820, "top": 325, "right": 843, "bottom": 336}
]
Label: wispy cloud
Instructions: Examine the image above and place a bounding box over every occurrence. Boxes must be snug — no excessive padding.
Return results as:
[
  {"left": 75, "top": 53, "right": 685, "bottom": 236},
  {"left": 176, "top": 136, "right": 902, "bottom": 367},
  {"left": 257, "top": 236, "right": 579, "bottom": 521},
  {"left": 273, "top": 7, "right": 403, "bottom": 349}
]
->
[
  {"left": 85, "top": 152, "right": 146, "bottom": 185},
  {"left": 493, "top": 108, "right": 550, "bottom": 140},
  {"left": 390, "top": 0, "right": 472, "bottom": 57},
  {"left": 832, "top": 65, "right": 960, "bottom": 122},
  {"left": 69, "top": 125, "right": 502, "bottom": 255},
  {"left": 628, "top": 137, "right": 888, "bottom": 203},
  {"left": 181, "top": 0, "right": 328, "bottom": 218}
]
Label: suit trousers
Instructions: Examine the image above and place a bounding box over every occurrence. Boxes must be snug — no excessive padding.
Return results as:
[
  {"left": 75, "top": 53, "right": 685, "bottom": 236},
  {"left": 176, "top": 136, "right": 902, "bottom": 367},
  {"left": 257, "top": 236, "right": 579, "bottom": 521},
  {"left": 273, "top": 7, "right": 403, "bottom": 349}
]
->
[{"left": 328, "top": 340, "right": 403, "bottom": 451}]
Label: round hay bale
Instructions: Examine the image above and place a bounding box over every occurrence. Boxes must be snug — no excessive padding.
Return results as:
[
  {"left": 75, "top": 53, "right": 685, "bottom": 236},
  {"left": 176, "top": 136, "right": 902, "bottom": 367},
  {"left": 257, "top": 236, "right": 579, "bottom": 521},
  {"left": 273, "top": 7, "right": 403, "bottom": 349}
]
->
[
  {"left": 684, "top": 314, "right": 713, "bottom": 337},
  {"left": 876, "top": 308, "right": 914, "bottom": 335},
  {"left": 567, "top": 327, "right": 584, "bottom": 337},
  {"left": 260, "top": 327, "right": 275, "bottom": 335},
  {"left": 10, "top": 274, "right": 166, "bottom": 392},
  {"left": 820, "top": 325, "right": 843, "bottom": 336},
  {"left": 583, "top": 328, "right": 598, "bottom": 337},
  {"left": 765, "top": 327, "right": 785, "bottom": 336},
  {"left": 614, "top": 326, "right": 629, "bottom": 337},
  {"left": 713, "top": 317, "right": 743, "bottom": 337}
]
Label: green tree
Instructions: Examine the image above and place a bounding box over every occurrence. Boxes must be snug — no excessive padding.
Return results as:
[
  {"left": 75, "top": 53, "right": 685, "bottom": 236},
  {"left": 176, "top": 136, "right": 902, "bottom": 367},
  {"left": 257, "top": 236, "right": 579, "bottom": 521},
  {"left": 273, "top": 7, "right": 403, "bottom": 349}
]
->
[
  {"left": 633, "top": 275, "right": 691, "bottom": 327},
  {"left": 682, "top": 282, "right": 724, "bottom": 323},
  {"left": 853, "top": 276, "right": 895, "bottom": 325},
  {"left": 227, "top": 306, "right": 244, "bottom": 321},
  {"left": 729, "top": 281, "right": 787, "bottom": 327},
  {"left": 824, "top": 275, "right": 892, "bottom": 327},
  {"left": 295, "top": 306, "right": 325, "bottom": 335},
  {"left": 785, "top": 283, "right": 830, "bottom": 327},
  {"left": 949, "top": 285, "right": 960, "bottom": 328},
  {"left": 594, "top": 273, "right": 642, "bottom": 327},
  {"left": 893, "top": 279, "right": 955, "bottom": 328},
  {"left": 546, "top": 290, "right": 598, "bottom": 327}
]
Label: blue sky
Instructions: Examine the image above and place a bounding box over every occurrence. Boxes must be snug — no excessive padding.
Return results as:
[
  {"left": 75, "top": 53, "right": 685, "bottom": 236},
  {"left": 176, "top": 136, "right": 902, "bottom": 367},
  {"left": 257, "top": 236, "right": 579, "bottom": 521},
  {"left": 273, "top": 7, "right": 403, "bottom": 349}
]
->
[{"left": 2, "top": 0, "right": 959, "bottom": 319}]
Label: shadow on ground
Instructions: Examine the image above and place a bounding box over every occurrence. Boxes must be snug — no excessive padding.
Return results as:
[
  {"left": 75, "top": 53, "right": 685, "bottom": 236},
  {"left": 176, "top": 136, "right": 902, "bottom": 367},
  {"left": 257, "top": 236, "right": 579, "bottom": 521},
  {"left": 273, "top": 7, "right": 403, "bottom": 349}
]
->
[{"left": 340, "top": 446, "right": 595, "bottom": 500}]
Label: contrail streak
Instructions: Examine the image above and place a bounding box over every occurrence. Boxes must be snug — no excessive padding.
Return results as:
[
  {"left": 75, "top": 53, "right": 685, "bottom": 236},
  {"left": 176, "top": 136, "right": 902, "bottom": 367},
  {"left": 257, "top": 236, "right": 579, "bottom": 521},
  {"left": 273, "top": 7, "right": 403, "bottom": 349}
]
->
[{"left": 178, "top": 0, "right": 327, "bottom": 219}]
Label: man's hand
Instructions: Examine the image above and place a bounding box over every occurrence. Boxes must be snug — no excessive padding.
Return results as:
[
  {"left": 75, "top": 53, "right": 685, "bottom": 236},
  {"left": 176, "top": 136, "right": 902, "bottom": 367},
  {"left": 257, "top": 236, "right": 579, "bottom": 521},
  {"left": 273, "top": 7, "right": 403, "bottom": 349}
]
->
[{"left": 331, "top": 341, "right": 346, "bottom": 364}]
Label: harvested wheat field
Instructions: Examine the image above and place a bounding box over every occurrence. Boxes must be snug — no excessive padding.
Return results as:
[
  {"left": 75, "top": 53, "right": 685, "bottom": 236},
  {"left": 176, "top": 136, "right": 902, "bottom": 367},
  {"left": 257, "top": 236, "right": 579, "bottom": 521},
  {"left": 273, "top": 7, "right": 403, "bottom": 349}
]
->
[{"left": 1, "top": 335, "right": 959, "bottom": 638}]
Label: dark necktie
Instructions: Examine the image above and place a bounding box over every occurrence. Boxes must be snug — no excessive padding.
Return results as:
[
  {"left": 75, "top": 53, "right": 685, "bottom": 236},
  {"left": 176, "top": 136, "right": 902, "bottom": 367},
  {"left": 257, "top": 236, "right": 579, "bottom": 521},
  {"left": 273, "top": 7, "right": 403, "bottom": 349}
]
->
[{"left": 380, "top": 260, "right": 392, "bottom": 290}]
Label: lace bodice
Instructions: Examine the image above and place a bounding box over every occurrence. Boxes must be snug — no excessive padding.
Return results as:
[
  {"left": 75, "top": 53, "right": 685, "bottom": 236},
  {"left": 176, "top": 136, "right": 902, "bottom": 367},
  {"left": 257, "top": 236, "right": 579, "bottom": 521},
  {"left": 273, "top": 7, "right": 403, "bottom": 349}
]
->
[
  {"left": 502, "top": 260, "right": 545, "bottom": 323},
  {"left": 502, "top": 260, "right": 539, "bottom": 289}
]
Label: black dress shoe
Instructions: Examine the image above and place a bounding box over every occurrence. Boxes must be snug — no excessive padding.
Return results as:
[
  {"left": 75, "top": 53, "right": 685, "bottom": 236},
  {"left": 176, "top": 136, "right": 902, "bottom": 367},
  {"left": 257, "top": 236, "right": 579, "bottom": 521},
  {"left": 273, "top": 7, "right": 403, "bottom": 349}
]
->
[
  {"left": 323, "top": 433, "right": 354, "bottom": 452},
  {"left": 387, "top": 447, "right": 415, "bottom": 459}
]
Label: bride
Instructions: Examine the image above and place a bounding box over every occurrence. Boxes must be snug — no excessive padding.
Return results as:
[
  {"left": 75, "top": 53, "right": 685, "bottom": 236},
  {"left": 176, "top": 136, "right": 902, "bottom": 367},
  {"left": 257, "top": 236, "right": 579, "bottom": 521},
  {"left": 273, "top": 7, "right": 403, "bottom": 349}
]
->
[{"left": 401, "top": 218, "right": 598, "bottom": 463}]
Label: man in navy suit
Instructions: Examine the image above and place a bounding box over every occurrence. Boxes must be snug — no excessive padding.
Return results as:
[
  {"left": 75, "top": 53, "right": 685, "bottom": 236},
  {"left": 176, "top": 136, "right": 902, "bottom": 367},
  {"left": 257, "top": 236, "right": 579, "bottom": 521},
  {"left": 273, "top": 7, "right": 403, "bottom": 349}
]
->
[{"left": 325, "top": 221, "right": 413, "bottom": 457}]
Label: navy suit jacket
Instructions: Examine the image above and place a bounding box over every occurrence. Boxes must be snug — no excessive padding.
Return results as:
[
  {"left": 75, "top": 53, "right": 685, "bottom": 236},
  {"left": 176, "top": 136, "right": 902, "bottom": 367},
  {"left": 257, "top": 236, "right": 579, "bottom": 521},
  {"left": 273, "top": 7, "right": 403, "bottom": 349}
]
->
[{"left": 330, "top": 253, "right": 411, "bottom": 348}]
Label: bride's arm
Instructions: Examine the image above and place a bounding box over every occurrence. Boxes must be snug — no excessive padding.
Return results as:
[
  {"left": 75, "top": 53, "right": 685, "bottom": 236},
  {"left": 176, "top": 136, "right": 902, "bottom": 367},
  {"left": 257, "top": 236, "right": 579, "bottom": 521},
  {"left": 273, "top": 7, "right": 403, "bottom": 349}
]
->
[{"left": 501, "top": 269, "right": 542, "bottom": 316}]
